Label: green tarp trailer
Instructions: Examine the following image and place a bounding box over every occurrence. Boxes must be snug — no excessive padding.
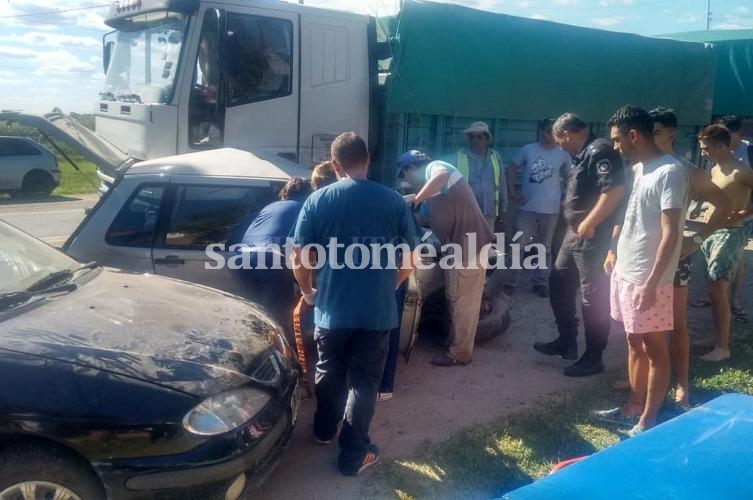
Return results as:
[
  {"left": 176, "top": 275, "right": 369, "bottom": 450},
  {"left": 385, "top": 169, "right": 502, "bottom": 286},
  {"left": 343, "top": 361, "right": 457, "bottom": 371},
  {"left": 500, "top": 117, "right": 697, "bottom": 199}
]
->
[
  {"left": 374, "top": 0, "right": 717, "bottom": 180},
  {"left": 661, "top": 30, "right": 753, "bottom": 118}
]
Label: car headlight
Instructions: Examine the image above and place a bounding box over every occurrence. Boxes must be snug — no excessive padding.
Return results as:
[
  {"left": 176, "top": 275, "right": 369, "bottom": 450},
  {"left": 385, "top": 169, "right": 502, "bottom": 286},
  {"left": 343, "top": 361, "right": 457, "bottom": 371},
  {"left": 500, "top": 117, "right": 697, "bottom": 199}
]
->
[{"left": 183, "top": 387, "right": 271, "bottom": 436}]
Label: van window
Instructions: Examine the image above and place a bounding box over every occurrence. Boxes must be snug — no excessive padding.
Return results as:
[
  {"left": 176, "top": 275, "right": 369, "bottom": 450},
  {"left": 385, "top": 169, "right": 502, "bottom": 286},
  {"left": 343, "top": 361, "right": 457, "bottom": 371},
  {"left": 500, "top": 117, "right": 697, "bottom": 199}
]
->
[
  {"left": 225, "top": 13, "right": 293, "bottom": 105},
  {"left": 165, "top": 185, "right": 277, "bottom": 248},
  {"left": 0, "top": 139, "right": 41, "bottom": 156},
  {"left": 106, "top": 185, "right": 165, "bottom": 247}
]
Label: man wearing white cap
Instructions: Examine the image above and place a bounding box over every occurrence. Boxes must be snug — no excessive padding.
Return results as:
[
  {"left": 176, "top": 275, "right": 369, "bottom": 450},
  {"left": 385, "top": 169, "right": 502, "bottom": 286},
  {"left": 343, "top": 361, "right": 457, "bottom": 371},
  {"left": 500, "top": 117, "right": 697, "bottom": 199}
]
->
[{"left": 457, "top": 121, "right": 507, "bottom": 231}]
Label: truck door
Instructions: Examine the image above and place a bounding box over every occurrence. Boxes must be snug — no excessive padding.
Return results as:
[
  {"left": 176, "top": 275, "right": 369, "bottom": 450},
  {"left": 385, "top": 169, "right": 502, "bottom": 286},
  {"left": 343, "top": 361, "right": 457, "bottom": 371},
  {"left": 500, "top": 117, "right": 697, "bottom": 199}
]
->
[
  {"left": 181, "top": 6, "right": 299, "bottom": 163},
  {"left": 221, "top": 8, "right": 299, "bottom": 163}
]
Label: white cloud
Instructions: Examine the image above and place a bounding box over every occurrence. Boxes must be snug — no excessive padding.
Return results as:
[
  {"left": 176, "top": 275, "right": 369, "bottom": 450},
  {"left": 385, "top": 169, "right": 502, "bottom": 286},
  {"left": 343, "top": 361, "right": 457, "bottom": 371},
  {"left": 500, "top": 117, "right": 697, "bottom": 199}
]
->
[
  {"left": 735, "top": 6, "right": 750, "bottom": 15},
  {"left": 0, "top": 46, "right": 95, "bottom": 75},
  {"left": 530, "top": 13, "right": 550, "bottom": 20},
  {"left": 677, "top": 13, "right": 700, "bottom": 24},
  {"left": 0, "top": 32, "right": 100, "bottom": 49},
  {"left": 713, "top": 22, "right": 750, "bottom": 30},
  {"left": 518, "top": 0, "right": 531, "bottom": 7},
  {"left": 591, "top": 17, "right": 622, "bottom": 27},
  {"left": 0, "top": 46, "right": 38, "bottom": 59},
  {"left": 33, "top": 50, "right": 96, "bottom": 76},
  {"left": 0, "top": 1, "right": 108, "bottom": 31}
]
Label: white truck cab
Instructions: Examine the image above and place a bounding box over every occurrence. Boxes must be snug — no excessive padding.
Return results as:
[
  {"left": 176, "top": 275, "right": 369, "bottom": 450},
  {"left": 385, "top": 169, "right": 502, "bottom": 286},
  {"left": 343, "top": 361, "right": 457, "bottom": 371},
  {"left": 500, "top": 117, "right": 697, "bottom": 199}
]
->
[{"left": 97, "top": 0, "right": 374, "bottom": 172}]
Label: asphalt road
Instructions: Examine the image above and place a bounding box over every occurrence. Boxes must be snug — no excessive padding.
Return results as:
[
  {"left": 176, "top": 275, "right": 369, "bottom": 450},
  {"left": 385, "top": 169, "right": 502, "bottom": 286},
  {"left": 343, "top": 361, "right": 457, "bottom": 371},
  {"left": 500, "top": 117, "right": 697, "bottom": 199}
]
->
[{"left": 0, "top": 193, "right": 98, "bottom": 246}]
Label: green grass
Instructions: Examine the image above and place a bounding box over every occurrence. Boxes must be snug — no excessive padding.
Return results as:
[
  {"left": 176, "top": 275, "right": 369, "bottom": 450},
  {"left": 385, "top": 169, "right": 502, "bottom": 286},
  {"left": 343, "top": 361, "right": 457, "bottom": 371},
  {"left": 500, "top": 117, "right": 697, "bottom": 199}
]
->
[
  {"left": 364, "top": 323, "right": 753, "bottom": 499},
  {"left": 53, "top": 155, "right": 99, "bottom": 195}
]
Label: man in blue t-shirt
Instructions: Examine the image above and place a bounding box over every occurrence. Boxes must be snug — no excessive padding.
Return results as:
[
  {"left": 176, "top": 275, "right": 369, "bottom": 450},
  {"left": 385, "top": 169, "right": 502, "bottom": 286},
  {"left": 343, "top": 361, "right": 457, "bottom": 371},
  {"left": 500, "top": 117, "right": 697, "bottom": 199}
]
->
[
  {"left": 292, "top": 132, "right": 418, "bottom": 476},
  {"left": 238, "top": 177, "right": 312, "bottom": 329}
]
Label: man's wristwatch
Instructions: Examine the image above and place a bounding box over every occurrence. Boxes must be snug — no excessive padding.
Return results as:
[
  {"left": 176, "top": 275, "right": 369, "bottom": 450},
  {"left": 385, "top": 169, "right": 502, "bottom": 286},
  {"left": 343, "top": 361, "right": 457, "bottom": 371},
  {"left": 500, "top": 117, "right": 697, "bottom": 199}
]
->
[{"left": 692, "top": 233, "right": 704, "bottom": 245}]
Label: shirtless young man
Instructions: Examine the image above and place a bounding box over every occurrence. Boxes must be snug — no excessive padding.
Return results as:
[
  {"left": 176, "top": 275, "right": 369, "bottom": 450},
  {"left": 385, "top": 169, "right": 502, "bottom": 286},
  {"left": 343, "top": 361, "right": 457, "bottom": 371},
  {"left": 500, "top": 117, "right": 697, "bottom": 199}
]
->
[
  {"left": 648, "top": 108, "right": 731, "bottom": 406},
  {"left": 696, "top": 125, "right": 753, "bottom": 362}
]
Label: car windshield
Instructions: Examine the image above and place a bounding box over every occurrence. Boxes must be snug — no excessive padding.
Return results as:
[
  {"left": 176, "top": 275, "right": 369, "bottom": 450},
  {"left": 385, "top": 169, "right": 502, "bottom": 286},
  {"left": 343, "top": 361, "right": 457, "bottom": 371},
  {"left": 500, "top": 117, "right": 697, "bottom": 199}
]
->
[
  {"left": 103, "top": 13, "right": 188, "bottom": 104},
  {"left": 0, "top": 222, "right": 79, "bottom": 294}
]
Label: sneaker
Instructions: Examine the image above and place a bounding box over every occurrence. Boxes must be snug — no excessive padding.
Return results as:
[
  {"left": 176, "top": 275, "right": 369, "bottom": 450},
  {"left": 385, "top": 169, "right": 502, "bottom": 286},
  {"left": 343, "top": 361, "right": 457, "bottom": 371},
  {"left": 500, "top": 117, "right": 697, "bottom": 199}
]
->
[
  {"left": 590, "top": 407, "right": 639, "bottom": 428},
  {"left": 627, "top": 424, "right": 645, "bottom": 438},
  {"left": 531, "top": 285, "right": 549, "bottom": 298},
  {"left": 563, "top": 354, "right": 604, "bottom": 377},
  {"left": 430, "top": 353, "right": 471, "bottom": 367},
  {"left": 314, "top": 435, "right": 334, "bottom": 445},
  {"left": 533, "top": 339, "right": 578, "bottom": 360},
  {"left": 377, "top": 392, "right": 393, "bottom": 402}
]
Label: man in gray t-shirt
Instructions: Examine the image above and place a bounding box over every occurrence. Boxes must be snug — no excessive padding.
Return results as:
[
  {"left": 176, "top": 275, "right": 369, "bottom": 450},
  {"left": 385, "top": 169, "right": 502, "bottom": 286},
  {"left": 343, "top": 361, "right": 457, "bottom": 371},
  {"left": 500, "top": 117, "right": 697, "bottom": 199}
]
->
[{"left": 507, "top": 118, "right": 571, "bottom": 296}]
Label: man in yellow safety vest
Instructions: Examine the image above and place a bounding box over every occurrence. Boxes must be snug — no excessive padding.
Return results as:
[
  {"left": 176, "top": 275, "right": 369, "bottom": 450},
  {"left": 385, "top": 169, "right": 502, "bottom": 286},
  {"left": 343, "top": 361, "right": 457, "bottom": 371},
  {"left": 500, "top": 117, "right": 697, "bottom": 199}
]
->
[{"left": 456, "top": 121, "right": 507, "bottom": 231}]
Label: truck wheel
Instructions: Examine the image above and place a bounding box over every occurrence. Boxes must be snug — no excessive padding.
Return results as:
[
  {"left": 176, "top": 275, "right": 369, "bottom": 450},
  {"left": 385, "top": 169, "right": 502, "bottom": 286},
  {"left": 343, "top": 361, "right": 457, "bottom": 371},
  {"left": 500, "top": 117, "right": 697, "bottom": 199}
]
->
[
  {"left": 0, "top": 443, "right": 105, "bottom": 500},
  {"left": 22, "top": 170, "right": 55, "bottom": 197}
]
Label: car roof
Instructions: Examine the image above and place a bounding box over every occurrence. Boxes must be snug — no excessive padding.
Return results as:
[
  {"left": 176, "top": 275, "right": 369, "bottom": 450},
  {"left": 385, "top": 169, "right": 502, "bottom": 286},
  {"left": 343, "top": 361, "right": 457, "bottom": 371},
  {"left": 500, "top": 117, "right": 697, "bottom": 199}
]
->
[{"left": 126, "top": 148, "right": 311, "bottom": 181}]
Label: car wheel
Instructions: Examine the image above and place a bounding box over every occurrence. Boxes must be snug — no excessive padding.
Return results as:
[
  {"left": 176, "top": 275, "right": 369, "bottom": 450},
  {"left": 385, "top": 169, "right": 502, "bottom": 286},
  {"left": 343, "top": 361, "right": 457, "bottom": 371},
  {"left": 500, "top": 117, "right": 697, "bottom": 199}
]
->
[
  {"left": 21, "top": 170, "right": 55, "bottom": 197},
  {"left": 0, "top": 443, "right": 105, "bottom": 500},
  {"left": 474, "top": 292, "right": 511, "bottom": 343}
]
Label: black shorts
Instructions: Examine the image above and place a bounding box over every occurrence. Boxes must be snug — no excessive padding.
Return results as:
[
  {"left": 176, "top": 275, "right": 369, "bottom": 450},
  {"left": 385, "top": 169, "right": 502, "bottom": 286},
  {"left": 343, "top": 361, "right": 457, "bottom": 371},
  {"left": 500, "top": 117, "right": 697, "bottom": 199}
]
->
[{"left": 673, "top": 255, "right": 692, "bottom": 288}]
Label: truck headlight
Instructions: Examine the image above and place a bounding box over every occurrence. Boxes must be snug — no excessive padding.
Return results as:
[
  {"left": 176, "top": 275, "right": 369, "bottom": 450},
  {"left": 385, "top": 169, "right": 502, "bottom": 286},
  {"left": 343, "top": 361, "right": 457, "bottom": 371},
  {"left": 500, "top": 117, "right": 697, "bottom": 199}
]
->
[{"left": 183, "top": 387, "right": 271, "bottom": 436}]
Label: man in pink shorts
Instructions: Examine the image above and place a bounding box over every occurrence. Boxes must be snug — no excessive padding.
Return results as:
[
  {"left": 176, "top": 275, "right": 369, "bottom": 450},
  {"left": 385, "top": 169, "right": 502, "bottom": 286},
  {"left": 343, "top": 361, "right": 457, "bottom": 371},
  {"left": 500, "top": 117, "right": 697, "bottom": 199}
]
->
[{"left": 594, "top": 106, "right": 688, "bottom": 436}]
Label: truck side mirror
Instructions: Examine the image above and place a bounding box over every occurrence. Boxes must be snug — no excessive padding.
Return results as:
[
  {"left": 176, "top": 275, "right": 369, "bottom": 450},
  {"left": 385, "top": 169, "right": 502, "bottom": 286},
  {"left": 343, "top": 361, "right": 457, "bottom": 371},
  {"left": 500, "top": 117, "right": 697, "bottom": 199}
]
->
[{"left": 103, "top": 41, "right": 115, "bottom": 73}]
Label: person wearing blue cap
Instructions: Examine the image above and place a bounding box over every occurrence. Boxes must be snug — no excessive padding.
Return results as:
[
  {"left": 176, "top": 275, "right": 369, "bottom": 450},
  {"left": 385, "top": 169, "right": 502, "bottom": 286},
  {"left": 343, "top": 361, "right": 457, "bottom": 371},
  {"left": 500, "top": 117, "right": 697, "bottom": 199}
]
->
[{"left": 398, "top": 150, "right": 493, "bottom": 366}]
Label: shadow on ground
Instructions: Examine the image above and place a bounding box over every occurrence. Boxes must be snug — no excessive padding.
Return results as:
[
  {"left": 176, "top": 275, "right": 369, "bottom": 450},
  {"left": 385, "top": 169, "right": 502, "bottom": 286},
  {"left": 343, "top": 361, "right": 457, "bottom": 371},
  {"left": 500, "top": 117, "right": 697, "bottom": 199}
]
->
[{"left": 0, "top": 194, "right": 86, "bottom": 205}]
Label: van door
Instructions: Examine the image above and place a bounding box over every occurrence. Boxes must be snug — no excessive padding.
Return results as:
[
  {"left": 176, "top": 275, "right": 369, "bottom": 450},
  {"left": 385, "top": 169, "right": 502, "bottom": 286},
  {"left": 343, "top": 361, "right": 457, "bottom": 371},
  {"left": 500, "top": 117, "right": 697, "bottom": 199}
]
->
[
  {"left": 221, "top": 8, "right": 299, "bottom": 163},
  {"left": 152, "top": 179, "right": 280, "bottom": 297}
]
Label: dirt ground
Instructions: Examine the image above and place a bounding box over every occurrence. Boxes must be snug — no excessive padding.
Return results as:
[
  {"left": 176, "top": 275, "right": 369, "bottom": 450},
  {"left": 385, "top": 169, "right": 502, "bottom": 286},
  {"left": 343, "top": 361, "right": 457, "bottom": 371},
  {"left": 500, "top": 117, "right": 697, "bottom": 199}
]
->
[
  {"left": 254, "top": 235, "right": 753, "bottom": 500},
  {"left": 254, "top": 275, "right": 629, "bottom": 499}
]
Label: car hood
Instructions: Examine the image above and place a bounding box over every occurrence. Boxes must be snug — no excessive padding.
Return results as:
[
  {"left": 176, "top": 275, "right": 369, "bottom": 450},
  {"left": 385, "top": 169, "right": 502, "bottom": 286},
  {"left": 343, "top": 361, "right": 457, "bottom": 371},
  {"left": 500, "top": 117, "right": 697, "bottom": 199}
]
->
[{"left": 0, "top": 269, "right": 282, "bottom": 398}]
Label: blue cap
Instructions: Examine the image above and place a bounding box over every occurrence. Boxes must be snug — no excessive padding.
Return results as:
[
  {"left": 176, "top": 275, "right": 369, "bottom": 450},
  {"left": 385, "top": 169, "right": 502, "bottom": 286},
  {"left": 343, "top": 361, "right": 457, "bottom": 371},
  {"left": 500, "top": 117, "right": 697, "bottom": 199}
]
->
[{"left": 397, "top": 150, "right": 429, "bottom": 177}]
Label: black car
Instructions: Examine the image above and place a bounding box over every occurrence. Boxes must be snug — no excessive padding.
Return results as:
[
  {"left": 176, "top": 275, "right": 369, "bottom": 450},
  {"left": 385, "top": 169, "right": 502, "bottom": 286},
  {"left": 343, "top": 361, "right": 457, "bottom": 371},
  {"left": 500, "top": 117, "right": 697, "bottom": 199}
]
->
[{"left": 0, "top": 221, "right": 299, "bottom": 500}]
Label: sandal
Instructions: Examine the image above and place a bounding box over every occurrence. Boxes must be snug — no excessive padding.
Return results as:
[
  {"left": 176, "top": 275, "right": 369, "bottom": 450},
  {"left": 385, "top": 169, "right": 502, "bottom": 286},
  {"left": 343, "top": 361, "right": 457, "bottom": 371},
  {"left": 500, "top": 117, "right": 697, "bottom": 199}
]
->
[{"left": 341, "top": 445, "right": 381, "bottom": 476}]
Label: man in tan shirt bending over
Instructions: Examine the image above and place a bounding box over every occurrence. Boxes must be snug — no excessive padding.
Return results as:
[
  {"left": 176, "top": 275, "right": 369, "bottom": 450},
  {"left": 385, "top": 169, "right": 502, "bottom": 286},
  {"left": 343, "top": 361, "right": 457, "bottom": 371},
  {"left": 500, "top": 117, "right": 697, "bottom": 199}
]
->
[{"left": 696, "top": 125, "right": 753, "bottom": 362}]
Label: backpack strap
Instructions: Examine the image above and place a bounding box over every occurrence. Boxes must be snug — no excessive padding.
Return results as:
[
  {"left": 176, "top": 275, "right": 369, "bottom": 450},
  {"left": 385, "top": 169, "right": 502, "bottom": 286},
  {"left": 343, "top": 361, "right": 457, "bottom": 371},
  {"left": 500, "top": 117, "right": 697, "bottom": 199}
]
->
[{"left": 292, "top": 296, "right": 314, "bottom": 397}]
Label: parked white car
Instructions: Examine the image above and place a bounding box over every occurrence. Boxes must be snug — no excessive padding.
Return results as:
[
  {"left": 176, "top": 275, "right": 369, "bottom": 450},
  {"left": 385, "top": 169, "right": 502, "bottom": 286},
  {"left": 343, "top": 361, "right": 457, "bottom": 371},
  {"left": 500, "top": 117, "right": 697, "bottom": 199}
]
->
[{"left": 0, "top": 136, "right": 60, "bottom": 196}]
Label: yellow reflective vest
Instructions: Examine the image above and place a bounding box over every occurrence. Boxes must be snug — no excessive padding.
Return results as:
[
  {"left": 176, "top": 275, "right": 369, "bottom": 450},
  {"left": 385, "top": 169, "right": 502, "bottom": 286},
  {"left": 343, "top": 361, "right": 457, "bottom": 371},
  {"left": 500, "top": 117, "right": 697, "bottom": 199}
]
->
[{"left": 457, "top": 149, "right": 502, "bottom": 215}]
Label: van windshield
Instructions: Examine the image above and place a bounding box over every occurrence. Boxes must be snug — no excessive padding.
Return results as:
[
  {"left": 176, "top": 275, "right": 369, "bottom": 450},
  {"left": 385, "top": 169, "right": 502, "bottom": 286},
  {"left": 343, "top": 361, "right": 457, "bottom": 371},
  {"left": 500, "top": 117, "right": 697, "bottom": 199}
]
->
[{"left": 102, "top": 12, "right": 188, "bottom": 105}]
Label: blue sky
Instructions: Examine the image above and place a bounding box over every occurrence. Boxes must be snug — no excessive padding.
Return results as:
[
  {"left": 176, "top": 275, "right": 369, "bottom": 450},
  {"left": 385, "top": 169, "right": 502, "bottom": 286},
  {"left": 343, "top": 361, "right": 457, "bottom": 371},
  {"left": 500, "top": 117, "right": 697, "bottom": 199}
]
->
[{"left": 0, "top": 0, "right": 751, "bottom": 113}]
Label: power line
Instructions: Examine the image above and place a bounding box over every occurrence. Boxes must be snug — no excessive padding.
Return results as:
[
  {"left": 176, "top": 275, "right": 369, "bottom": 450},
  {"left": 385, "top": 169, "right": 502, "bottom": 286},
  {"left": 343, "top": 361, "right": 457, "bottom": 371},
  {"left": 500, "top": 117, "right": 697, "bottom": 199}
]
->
[{"left": 0, "top": 4, "right": 111, "bottom": 20}]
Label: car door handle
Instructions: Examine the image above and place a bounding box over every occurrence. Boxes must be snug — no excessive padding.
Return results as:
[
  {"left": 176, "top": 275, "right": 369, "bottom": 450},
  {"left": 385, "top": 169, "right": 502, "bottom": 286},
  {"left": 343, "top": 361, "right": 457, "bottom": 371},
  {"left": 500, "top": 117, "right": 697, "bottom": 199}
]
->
[{"left": 154, "top": 255, "right": 185, "bottom": 266}]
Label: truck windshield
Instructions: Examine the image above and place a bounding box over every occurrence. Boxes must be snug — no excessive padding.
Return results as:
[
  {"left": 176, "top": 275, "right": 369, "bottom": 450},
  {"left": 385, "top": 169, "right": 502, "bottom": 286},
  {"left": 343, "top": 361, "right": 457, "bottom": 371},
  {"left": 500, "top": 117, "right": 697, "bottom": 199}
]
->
[{"left": 102, "top": 13, "right": 188, "bottom": 104}]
